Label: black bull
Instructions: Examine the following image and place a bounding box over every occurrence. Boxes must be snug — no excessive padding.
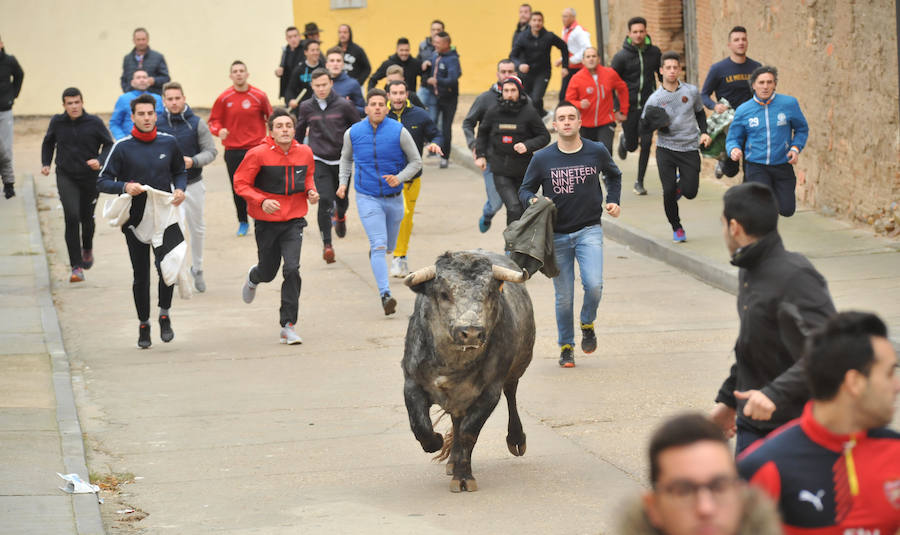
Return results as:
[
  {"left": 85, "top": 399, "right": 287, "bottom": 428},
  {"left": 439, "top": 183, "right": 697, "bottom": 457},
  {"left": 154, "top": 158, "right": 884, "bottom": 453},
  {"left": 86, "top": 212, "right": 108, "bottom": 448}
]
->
[{"left": 401, "top": 251, "right": 535, "bottom": 492}]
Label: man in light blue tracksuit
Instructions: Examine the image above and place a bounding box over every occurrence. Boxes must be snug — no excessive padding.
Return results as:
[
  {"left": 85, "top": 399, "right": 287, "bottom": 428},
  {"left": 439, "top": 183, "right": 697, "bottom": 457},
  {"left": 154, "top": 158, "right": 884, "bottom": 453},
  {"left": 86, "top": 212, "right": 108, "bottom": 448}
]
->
[{"left": 726, "top": 66, "right": 808, "bottom": 217}]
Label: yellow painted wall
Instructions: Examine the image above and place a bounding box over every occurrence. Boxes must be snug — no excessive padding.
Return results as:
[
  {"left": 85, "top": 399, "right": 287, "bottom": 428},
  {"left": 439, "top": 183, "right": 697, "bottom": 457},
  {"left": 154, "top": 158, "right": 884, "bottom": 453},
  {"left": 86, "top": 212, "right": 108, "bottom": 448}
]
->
[
  {"left": 293, "top": 0, "right": 602, "bottom": 94},
  {"left": 4, "top": 0, "right": 293, "bottom": 115}
]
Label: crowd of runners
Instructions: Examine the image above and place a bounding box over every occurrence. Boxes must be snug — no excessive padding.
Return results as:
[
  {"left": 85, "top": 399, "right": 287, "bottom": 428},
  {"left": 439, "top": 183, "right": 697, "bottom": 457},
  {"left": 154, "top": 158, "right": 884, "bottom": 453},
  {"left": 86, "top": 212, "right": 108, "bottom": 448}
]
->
[{"left": 1, "top": 6, "right": 898, "bottom": 534}]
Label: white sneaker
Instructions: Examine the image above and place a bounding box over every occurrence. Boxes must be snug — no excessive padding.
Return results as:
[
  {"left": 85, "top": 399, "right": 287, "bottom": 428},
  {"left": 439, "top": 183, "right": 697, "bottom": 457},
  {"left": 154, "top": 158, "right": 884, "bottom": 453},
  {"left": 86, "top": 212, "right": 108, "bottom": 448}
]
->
[
  {"left": 398, "top": 257, "right": 409, "bottom": 277},
  {"left": 390, "top": 256, "right": 403, "bottom": 278},
  {"left": 280, "top": 323, "right": 303, "bottom": 345},
  {"left": 242, "top": 266, "right": 257, "bottom": 303}
]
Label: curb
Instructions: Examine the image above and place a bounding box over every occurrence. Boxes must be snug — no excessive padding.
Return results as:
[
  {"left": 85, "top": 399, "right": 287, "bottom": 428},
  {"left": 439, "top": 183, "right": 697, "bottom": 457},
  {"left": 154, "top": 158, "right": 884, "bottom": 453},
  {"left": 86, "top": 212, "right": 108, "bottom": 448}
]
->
[
  {"left": 22, "top": 174, "right": 106, "bottom": 535},
  {"left": 448, "top": 144, "right": 740, "bottom": 295}
]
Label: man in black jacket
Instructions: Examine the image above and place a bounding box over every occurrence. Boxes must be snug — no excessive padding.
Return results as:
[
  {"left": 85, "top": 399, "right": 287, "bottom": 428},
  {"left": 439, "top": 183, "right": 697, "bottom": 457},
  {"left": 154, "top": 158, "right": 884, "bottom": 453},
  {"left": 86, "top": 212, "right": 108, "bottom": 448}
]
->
[
  {"left": 0, "top": 35, "right": 24, "bottom": 199},
  {"left": 337, "top": 24, "right": 371, "bottom": 86},
  {"left": 512, "top": 4, "right": 532, "bottom": 48},
  {"left": 120, "top": 28, "right": 170, "bottom": 95},
  {"left": 368, "top": 38, "right": 421, "bottom": 92},
  {"left": 611, "top": 16, "right": 661, "bottom": 195},
  {"left": 276, "top": 26, "right": 304, "bottom": 104},
  {"left": 710, "top": 182, "right": 835, "bottom": 453},
  {"left": 40, "top": 87, "right": 113, "bottom": 283},
  {"left": 474, "top": 77, "right": 549, "bottom": 225},
  {"left": 511, "top": 11, "right": 568, "bottom": 117},
  {"left": 295, "top": 68, "right": 360, "bottom": 263},
  {"left": 463, "top": 59, "right": 521, "bottom": 232},
  {"left": 286, "top": 40, "right": 323, "bottom": 110}
]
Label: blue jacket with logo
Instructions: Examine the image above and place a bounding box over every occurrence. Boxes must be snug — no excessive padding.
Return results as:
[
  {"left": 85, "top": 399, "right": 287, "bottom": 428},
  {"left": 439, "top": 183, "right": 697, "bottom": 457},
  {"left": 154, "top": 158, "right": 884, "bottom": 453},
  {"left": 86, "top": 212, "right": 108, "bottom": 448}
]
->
[
  {"left": 348, "top": 117, "right": 407, "bottom": 197},
  {"left": 726, "top": 93, "right": 809, "bottom": 166}
]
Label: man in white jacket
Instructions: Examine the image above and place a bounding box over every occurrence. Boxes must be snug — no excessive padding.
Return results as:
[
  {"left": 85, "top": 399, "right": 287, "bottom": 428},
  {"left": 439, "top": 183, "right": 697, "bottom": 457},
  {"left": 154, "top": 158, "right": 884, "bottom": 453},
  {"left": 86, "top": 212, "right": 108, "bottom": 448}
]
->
[{"left": 557, "top": 8, "right": 591, "bottom": 100}]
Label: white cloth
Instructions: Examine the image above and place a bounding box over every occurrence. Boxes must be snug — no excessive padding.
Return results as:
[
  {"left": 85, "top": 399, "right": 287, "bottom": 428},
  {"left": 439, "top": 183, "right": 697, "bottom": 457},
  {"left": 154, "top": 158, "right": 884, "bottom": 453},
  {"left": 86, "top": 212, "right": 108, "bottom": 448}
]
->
[{"left": 102, "top": 185, "right": 192, "bottom": 298}]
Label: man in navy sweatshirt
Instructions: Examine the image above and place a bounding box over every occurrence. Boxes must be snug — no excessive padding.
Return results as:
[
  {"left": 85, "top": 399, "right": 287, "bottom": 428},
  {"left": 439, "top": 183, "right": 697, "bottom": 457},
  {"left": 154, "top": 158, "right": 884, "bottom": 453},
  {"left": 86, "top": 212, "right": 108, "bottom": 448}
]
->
[
  {"left": 700, "top": 26, "right": 761, "bottom": 178},
  {"left": 97, "top": 94, "right": 187, "bottom": 349},
  {"left": 519, "top": 101, "right": 621, "bottom": 368}
]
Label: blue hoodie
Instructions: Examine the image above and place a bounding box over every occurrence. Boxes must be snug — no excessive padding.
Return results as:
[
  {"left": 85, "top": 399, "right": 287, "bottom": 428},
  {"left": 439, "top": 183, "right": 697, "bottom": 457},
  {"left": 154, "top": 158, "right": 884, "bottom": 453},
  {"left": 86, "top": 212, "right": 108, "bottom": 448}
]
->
[
  {"left": 427, "top": 49, "right": 461, "bottom": 100},
  {"left": 110, "top": 90, "right": 164, "bottom": 140},
  {"left": 331, "top": 72, "right": 365, "bottom": 115},
  {"left": 726, "top": 93, "right": 808, "bottom": 166}
]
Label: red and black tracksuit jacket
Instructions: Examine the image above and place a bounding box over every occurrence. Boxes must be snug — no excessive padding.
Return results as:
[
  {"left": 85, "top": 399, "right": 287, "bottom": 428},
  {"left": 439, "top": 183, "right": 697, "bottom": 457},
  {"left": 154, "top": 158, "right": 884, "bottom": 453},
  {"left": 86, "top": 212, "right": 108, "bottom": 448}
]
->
[
  {"left": 233, "top": 137, "right": 316, "bottom": 222},
  {"left": 738, "top": 402, "right": 900, "bottom": 534}
]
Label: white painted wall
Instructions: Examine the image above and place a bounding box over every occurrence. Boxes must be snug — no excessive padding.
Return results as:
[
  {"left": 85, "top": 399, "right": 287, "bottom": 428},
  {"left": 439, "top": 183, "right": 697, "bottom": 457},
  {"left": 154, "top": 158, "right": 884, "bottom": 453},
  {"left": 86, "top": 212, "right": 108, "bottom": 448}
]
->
[{"left": 3, "top": 0, "right": 294, "bottom": 115}]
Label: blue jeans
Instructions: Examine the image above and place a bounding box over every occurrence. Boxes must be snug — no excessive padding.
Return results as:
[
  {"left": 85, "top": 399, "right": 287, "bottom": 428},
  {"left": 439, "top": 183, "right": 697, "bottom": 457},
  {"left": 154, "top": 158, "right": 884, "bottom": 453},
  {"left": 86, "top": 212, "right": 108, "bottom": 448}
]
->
[
  {"left": 552, "top": 225, "right": 604, "bottom": 347},
  {"left": 416, "top": 87, "right": 439, "bottom": 124},
  {"left": 356, "top": 192, "right": 404, "bottom": 295},
  {"left": 482, "top": 164, "right": 503, "bottom": 221}
]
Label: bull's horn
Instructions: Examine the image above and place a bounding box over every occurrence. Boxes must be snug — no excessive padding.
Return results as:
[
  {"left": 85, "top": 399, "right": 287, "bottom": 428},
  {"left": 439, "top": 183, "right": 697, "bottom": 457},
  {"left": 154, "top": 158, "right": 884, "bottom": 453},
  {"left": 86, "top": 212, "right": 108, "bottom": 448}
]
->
[
  {"left": 492, "top": 264, "right": 529, "bottom": 282},
  {"left": 404, "top": 265, "right": 436, "bottom": 287}
]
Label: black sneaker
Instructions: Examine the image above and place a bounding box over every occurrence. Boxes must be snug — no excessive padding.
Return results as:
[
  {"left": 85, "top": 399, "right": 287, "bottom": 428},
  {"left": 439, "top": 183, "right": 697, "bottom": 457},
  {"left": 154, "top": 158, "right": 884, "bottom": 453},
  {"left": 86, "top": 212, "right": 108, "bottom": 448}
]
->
[
  {"left": 381, "top": 292, "right": 397, "bottom": 316},
  {"left": 633, "top": 182, "right": 647, "bottom": 195},
  {"left": 138, "top": 323, "right": 151, "bottom": 349},
  {"left": 159, "top": 315, "right": 174, "bottom": 343},
  {"left": 714, "top": 160, "right": 725, "bottom": 179},
  {"left": 617, "top": 135, "right": 627, "bottom": 160},
  {"left": 580, "top": 323, "right": 597, "bottom": 354},
  {"left": 333, "top": 216, "right": 347, "bottom": 238},
  {"left": 558, "top": 345, "right": 575, "bottom": 368}
]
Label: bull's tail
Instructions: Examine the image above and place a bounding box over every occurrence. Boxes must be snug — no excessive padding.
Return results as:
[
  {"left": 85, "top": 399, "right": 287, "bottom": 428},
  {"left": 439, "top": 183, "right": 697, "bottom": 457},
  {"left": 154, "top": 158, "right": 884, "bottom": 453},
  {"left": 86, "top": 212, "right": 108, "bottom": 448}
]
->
[
  {"left": 430, "top": 409, "right": 454, "bottom": 462},
  {"left": 433, "top": 429, "right": 454, "bottom": 462}
]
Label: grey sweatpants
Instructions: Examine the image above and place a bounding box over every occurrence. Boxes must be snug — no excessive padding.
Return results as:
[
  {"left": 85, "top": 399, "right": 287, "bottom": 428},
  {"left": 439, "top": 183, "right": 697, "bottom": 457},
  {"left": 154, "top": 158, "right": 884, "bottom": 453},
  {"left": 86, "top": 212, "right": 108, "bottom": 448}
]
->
[{"left": 0, "top": 110, "right": 14, "bottom": 185}]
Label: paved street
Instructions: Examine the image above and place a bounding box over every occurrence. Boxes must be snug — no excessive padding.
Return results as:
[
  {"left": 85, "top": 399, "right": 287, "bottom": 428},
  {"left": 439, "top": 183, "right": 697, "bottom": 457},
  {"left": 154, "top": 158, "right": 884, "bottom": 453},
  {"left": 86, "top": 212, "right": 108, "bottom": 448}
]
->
[{"left": 3, "top": 117, "right": 898, "bottom": 534}]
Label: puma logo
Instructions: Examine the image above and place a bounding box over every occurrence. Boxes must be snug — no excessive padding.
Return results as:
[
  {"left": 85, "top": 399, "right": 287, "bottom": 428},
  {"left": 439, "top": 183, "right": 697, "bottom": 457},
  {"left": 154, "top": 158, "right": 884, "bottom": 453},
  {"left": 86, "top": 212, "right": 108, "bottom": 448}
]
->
[{"left": 798, "top": 489, "right": 825, "bottom": 512}]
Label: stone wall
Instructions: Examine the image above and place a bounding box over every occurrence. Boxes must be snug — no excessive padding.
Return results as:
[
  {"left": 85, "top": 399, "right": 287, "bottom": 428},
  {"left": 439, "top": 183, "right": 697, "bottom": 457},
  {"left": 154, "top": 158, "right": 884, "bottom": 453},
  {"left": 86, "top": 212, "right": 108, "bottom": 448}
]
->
[{"left": 604, "top": 0, "right": 900, "bottom": 235}]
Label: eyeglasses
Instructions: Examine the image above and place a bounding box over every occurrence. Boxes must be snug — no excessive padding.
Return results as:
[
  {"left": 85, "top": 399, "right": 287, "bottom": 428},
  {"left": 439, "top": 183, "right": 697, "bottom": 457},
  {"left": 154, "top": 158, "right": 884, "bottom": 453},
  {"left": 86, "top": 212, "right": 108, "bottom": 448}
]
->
[{"left": 656, "top": 475, "right": 741, "bottom": 505}]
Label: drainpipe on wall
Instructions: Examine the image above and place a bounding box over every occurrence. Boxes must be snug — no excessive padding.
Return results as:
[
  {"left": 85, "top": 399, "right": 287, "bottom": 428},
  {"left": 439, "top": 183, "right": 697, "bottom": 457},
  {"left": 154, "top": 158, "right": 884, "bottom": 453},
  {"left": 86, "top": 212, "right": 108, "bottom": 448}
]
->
[{"left": 593, "top": 0, "right": 607, "bottom": 65}]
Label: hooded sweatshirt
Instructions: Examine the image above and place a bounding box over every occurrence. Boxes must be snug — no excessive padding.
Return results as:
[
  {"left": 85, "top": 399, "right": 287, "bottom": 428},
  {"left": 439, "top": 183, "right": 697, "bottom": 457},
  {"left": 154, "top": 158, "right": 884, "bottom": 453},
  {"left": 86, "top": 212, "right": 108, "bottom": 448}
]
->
[{"left": 611, "top": 35, "right": 662, "bottom": 110}]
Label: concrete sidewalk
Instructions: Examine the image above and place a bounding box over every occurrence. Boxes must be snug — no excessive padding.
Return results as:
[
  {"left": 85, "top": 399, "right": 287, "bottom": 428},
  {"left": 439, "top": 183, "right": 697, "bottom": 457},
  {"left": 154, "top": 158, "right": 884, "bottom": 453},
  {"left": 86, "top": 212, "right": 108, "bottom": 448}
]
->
[
  {"left": 448, "top": 125, "right": 900, "bottom": 336},
  {"left": 0, "top": 176, "right": 103, "bottom": 534}
]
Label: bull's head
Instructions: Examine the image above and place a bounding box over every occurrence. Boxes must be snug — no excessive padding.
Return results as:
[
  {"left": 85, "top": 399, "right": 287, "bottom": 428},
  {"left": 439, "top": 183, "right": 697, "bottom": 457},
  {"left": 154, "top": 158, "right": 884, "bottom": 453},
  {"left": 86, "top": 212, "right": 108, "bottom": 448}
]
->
[{"left": 404, "top": 252, "right": 528, "bottom": 352}]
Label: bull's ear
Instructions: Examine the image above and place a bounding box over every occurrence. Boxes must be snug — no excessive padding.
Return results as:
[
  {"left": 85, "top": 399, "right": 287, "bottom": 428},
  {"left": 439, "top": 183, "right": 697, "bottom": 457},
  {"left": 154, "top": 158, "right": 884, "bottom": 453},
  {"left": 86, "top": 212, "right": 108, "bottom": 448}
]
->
[
  {"left": 408, "top": 279, "right": 432, "bottom": 295},
  {"left": 404, "top": 265, "right": 436, "bottom": 294}
]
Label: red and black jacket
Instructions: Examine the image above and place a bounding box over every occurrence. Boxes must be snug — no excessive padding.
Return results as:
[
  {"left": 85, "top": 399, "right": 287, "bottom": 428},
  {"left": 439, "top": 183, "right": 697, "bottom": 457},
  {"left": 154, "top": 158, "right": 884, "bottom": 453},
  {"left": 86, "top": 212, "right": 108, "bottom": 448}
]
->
[
  {"left": 233, "top": 137, "right": 316, "bottom": 222},
  {"left": 738, "top": 402, "right": 900, "bottom": 534}
]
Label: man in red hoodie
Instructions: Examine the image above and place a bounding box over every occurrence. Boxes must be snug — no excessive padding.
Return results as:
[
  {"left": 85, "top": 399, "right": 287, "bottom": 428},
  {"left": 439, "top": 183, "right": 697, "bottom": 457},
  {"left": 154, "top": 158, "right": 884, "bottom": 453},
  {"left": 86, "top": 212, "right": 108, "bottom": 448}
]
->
[
  {"left": 208, "top": 60, "right": 273, "bottom": 237},
  {"left": 565, "top": 47, "right": 628, "bottom": 152},
  {"left": 234, "top": 108, "right": 319, "bottom": 345}
]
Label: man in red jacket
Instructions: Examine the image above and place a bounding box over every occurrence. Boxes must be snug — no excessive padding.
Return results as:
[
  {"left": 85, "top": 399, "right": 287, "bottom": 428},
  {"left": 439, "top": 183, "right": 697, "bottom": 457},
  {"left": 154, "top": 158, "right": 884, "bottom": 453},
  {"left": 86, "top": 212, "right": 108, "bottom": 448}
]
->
[
  {"left": 565, "top": 47, "right": 628, "bottom": 152},
  {"left": 234, "top": 108, "right": 319, "bottom": 345},
  {"left": 208, "top": 60, "right": 273, "bottom": 236}
]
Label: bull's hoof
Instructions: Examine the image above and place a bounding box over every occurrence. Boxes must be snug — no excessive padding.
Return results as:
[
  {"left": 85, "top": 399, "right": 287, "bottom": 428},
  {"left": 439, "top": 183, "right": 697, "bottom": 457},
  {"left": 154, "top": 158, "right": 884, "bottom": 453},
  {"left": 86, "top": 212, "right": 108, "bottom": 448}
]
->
[
  {"left": 445, "top": 462, "right": 454, "bottom": 475},
  {"left": 506, "top": 433, "right": 527, "bottom": 456},
  {"left": 422, "top": 432, "right": 444, "bottom": 453},
  {"left": 450, "top": 477, "right": 478, "bottom": 492}
]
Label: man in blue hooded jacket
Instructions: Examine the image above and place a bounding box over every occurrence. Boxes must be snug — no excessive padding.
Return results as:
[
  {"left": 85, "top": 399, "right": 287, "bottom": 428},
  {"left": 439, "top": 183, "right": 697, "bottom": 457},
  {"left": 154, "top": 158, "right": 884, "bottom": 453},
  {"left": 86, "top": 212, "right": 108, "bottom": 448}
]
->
[
  {"left": 726, "top": 66, "right": 808, "bottom": 217},
  {"left": 110, "top": 70, "right": 164, "bottom": 139}
]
